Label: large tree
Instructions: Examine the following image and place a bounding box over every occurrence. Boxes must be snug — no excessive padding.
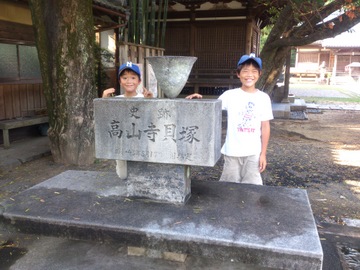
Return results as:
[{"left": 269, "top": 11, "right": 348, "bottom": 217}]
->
[
  {"left": 257, "top": 0, "right": 360, "bottom": 95},
  {"left": 29, "top": 0, "right": 96, "bottom": 165}
]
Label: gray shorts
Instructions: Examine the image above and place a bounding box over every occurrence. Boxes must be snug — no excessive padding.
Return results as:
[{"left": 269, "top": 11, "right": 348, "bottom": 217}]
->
[{"left": 219, "top": 155, "right": 262, "bottom": 185}]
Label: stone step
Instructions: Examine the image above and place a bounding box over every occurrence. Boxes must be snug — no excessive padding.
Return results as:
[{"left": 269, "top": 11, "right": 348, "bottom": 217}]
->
[
  {"left": 0, "top": 170, "right": 323, "bottom": 270},
  {"left": 291, "top": 98, "right": 307, "bottom": 111},
  {"left": 272, "top": 103, "right": 290, "bottom": 119}
]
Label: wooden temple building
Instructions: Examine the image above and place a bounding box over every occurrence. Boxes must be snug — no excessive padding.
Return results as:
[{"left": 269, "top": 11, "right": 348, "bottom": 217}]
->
[
  {"left": 0, "top": 0, "right": 270, "bottom": 123},
  {"left": 291, "top": 25, "right": 360, "bottom": 84}
]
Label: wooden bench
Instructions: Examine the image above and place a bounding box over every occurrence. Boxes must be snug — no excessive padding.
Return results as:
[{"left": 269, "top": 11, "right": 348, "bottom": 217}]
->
[
  {"left": 289, "top": 69, "right": 320, "bottom": 83},
  {"left": 0, "top": 116, "right": 49, "bottom": 148}
]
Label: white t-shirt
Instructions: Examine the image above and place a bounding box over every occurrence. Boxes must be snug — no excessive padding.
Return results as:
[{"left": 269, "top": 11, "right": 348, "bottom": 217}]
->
[
  {"left": 116, "top": 93, "right": 144, "bottom": 98},
  {"left": 218, "top": 88, "right": 273, "bottom": 157}
]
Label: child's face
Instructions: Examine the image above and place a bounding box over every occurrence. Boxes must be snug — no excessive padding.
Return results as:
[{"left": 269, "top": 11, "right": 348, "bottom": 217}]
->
[
  {"left": 119, "top": 70, "right": 141, "bottom": 96},
  {"left": 237, "top": 63, "right": 260, "bottom": 90}
]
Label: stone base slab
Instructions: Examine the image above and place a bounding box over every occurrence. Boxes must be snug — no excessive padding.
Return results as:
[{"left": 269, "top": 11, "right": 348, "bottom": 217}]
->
[{"left": 0, "top": 170, "right": 323, "bottom": 269}]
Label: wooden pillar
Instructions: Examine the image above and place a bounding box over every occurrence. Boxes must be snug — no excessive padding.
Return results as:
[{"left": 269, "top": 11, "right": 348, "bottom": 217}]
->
[
  {"left": 245, "top": 19, "right": 253, "bottom": 54},
  {"left": 331, "top": 54, "right": 338, "bottom": 85},
  {"left": 189, "top": 7, "right": 198, "bottom": 94},
  {"left": 115, "top": 28, "right": 120, "bottom": 94}
]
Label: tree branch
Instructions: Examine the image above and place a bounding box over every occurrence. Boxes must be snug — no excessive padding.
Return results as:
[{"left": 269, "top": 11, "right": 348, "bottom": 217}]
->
[{"left": 267, "top": 8, "right": 360, "bottom": 48}]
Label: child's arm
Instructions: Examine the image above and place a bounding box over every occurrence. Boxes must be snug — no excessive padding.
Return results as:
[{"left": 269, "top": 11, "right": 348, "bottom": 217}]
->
[
  {"left": 142, "top": 87, "right": 154, "bottom": 98},
  {"left": 102, "top": 88, "right": 115, "bottom": 98},
  {"left": 259, "top": 120, "right": 270, "bottom": 172}
]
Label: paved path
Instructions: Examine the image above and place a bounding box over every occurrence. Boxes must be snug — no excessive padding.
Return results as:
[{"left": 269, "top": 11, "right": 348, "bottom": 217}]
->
[
  {"left": 289, "top": 83, "right": 360, "bottom": 111},
  {"left": 289, "top": 83, "right": 360, "bottom": 98},
  {"left": 0, "top": 136, "right": 50, "bottom": 172},
  {"left": 306, "top": 103, "right": 360, "bottom": 111}
]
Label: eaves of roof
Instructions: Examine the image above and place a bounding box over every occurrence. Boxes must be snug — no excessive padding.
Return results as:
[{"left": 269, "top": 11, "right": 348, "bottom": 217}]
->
[
  {"left": 321, "top": 24, "right": 360, "bottom": 48},
  {"left": 93, "top": 0, "right": 127, "bottom": 14},
  {"left": 321, "top": 39, "right": 360, "bottom": 48}
]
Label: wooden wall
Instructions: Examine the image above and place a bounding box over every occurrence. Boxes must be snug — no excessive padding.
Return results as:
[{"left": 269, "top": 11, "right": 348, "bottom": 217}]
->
[
  {"left": 165, "top": 20, "right": 247, "bottom": 70},
  {"left": 0, "top": 19, "right": 34, "bottom": 44},
  {"left": 164, "top": 19, "right": 252, "bottom": 95},
  {"left": 119, "top": 41, "right": 164, "bottom": 65},
  {"left": 0, "top": 18, "right": 45, "bottom": 121},
  {"left": 0, "top": 83, "right": 47, "bottom": 120}
]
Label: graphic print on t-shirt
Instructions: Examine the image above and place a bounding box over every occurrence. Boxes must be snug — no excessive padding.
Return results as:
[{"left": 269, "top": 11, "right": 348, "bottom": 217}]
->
[{"left": 237, "top": 101, "right": 256, "bottom": 133}]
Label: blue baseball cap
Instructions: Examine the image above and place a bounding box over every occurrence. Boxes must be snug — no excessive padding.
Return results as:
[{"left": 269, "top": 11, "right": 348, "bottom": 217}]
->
[
  {"left": 237, "top": 53, "right": 262, "bottom": 70},
  {"left": 118, "top": 62, "right": 141, "bottom": 79}
]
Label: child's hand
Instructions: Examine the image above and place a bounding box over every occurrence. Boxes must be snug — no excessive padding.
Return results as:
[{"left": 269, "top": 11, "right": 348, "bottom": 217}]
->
[
  {"left": 185, "top": 93, "right": 203, "bottom": 99},
  {"left": 102, "top": 88, "right": 115, "bottom": 98},
  {"left": 259, "top": 154, "right": 267, "bottom": 173},
  {"left": 143, "top": 87, "right": 153, "bottom": 98}
]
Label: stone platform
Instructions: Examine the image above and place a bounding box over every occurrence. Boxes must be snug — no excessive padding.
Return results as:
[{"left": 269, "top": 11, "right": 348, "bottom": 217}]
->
[
  {"left": 272, "top": 99, "right": 308, "bottom": 119},
  {"left": 0, "top": 170, "right": 323, "bottom": 269}
]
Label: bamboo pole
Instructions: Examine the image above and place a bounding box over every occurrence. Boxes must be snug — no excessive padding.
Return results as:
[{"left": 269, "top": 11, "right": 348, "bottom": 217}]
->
[
  {"left": 161, "top": 0, "right": 168, "bottom": 48},
  {"left": 137, "top": 0, "right": 143, "bottom": 44},
  {"left": 156, "top": 0, "right": 163, "bottom": 47},
  {"left": 143, "top": 0, "right": 149, "bottom": 45},
  {"left": 149, "top": 0, "right": 156, "bottom": 46},
  {"left": 131, "top": 0, "right": 137, "bottom": 43}
]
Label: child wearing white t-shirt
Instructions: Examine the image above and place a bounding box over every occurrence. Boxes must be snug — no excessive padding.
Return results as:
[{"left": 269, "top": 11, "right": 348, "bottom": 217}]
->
[
  {"left": 186, "top": 54, "right": 273, "bottom": 184},
  {"left": 218, "top": 54, "right": 273, "bottom": 185}
]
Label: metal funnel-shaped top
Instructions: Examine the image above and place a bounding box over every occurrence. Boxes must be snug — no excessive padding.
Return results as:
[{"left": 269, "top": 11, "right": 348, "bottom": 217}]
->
[{"left": 146, "top": 56, "right": 197, "bottom": 98}]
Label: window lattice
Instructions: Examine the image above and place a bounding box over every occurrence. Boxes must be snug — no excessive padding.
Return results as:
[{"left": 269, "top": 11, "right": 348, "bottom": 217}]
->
[{"left": 164, "top": 26, "right": 190, "bottom": 54}]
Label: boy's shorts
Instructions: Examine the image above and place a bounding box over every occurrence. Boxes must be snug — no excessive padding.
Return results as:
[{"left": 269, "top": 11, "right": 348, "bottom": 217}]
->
[{"left": 219, "top": 155, "right": 262, "bottom": 185}]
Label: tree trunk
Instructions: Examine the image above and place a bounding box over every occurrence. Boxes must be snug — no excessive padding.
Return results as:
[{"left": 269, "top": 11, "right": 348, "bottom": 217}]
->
[
  {"left": 29, "top": 0, "right": 96, "bottom": 165},
  {"left": 258, "top": 46, "right": 290, "bottom": 97},
  {"left": 257, "top": 3, "right": 295, "bottom": 97}
]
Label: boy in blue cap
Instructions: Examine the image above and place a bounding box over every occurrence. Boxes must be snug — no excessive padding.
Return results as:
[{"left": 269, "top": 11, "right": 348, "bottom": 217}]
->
[
  {"left": 188, "top": 54, "right": 274, "bottom": 184},
  {"left": 102, "top": 62, "right": 153, "bottom": 180},
  {"left": 102, "top": 62, "right": 153, "bottom": 98},
  {"left": 219, "top": 53, "right": 273, "bottom": 185}
]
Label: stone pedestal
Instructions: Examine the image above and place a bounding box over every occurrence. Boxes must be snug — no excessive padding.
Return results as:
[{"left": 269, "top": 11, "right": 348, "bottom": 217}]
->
[{"left": 126, "top": 161, "right": 191, "bottom": 204}]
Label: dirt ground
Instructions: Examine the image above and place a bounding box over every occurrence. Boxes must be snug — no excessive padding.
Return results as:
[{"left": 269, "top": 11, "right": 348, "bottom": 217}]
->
[
  {"left": 268, "top": 110, "right": 360, "bottom": 224},
  {"left": 1, "top": 110, "right": 360, "bottom": 225}
]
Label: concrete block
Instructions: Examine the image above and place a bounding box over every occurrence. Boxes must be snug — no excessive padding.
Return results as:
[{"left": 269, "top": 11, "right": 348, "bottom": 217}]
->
[
  {"left": 94, "top": 98, "right": 222, "bottom": 167},
  {"left": 128, "top": 246, "right": 187, "bottom": 262},
  {"left": 127, "top": 246, "right": 146, "bottom": 256},
  {"left": 162, "top": 251, "right": 187, "bottom": 262},
  {"left": 128, "top": 247, "right": 161, "bottom": 259},
  {"left": 272, "top": 103, "right": 290, "bottom": 119}
]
